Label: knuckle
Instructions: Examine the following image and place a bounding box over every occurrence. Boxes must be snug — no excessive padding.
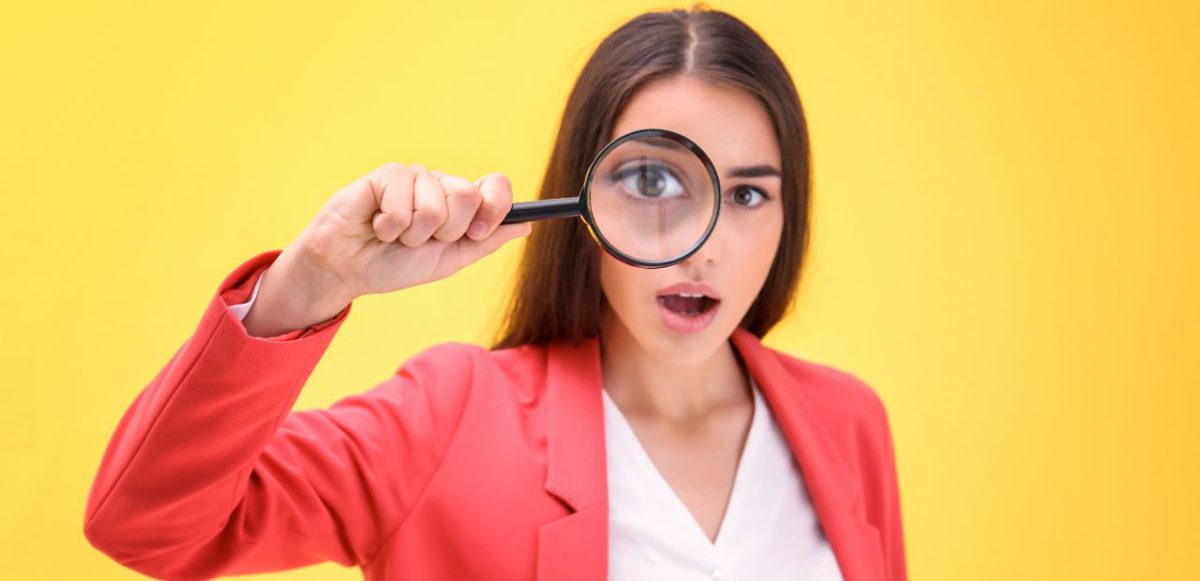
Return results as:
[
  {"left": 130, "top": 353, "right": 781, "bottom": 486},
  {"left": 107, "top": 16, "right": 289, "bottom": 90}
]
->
[
  {"left": 378, "top": 161, "right": 407, "bottom": 175},
  {"left": 371, "top": 163, "right": 412, "bottom": 190},
  {"left": 383, "top": 162, "right": 418, "bottom": 184},
  {"left": 446, "top": 184, "right": 482, "bottom": 207}
]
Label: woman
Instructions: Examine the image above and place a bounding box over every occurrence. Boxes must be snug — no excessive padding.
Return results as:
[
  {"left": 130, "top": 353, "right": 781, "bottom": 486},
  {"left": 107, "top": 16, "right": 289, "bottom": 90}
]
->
[{"left": 84, "top": 6, "right": 905, "bottom": 581}]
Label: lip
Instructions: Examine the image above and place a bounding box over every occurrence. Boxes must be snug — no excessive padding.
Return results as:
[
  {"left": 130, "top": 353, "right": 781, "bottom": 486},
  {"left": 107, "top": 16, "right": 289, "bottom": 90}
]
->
[
  {"left": 655, "top": 280, "right": 722, "bottom": 335},
  {"left": 655, "top": 281, "right": 722, "bottom": 300}
]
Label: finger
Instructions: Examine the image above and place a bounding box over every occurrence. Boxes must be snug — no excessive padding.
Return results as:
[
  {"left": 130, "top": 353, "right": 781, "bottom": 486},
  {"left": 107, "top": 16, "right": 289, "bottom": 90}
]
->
[
  {"left": 453, "top": 222, "right": 533, "bottom": 266},
  {"left": 432, "top": 174, "right": 482, "bottom": 242},
  {"left": 398, "top": 167, "right": 447, "bottom": 247},
  {"left": 329, "top": 162, "right": 406, "bottom": 225},
  {"left": 470, "top": 172, "right": 515, "bottom": 241},
  {"left": 370, "top": 164, "right": 417, "bottom": 243}
]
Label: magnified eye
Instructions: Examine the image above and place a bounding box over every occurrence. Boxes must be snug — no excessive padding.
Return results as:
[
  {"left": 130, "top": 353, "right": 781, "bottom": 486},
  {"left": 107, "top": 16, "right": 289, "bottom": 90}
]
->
[{"left": 612, "top": 162, "right": 685, "bottom": 200}]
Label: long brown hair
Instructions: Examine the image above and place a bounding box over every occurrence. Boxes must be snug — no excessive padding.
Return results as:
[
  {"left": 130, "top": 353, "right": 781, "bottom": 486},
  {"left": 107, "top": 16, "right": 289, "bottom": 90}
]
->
[{"left": 491, "top": 5, "right": 812, "bottom": 349}]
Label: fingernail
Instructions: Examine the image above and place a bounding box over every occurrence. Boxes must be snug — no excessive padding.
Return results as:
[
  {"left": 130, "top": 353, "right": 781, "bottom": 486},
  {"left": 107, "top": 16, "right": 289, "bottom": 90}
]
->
[{"left": 469, "top": 221, "right": 487, "bottom": 238}]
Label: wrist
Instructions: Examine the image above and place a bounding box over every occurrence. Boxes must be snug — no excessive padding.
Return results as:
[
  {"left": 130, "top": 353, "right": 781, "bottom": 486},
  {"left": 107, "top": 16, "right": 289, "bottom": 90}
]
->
[{"left": 241, "top": 249, "right": 354, "bottom": 337}]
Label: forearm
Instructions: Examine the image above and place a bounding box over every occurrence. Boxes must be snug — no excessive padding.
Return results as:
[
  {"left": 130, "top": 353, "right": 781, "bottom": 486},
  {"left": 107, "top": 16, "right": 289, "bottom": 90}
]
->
[{"left": 83, "top": 250, "right": 352, "bottom": 570}]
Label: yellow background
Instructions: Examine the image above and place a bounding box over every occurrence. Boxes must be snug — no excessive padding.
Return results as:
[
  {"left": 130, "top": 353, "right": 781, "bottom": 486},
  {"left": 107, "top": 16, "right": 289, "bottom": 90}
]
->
[{"left": 2, "top": 1, "right": 1196, "bottom": 579}]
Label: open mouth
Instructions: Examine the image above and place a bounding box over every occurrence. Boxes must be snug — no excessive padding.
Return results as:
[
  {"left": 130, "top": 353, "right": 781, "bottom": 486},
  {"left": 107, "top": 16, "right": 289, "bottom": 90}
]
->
[
  {"left": 654, "top": 282, "right": 722, "bottom": 334},
  {"left": 656, "top": 294, "right": 720, "bottom": 317}
]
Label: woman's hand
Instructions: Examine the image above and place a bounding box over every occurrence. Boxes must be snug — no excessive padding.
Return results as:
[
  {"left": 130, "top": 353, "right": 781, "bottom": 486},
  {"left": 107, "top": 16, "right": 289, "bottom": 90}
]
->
[{"left": 242, "top": 163, "right": 531, "bottom": 337}]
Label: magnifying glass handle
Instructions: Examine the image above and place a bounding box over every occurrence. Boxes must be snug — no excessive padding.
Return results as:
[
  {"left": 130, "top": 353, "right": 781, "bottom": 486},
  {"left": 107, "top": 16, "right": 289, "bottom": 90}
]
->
[{"left": 501, "top": 197, "right": 583, "bottom": 224}]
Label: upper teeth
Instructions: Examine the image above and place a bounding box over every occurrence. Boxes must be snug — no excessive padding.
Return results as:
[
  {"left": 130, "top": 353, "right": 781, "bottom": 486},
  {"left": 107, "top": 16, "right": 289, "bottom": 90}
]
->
[{"left": 677, "top": 293, "right": 704, "bottom": 298}]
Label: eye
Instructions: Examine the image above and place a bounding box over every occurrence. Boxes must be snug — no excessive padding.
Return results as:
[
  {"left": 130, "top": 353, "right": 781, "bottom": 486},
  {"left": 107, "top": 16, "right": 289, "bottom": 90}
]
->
[
  {"left": 612, "top": 162, "right": 686, "bottom": 200},
  {"left": 728, "top": 186, "right": 769, "bottom": 208}
]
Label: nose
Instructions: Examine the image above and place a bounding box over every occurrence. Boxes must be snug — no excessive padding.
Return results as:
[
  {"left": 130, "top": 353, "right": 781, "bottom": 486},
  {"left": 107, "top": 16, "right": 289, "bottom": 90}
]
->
[{"left": 683, "top": 217, "right": 724, "bottom": 267}]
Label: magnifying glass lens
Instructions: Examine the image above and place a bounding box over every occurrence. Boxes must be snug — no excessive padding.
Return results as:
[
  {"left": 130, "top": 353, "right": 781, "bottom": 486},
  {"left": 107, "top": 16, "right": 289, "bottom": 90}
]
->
[{"left": 587, "top": 135, "right": 717, "bottom": 265}]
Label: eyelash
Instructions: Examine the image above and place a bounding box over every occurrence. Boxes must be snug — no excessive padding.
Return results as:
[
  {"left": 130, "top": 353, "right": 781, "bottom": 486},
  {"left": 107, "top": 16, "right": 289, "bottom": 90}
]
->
[{"left": 726, "top": 185, "right": 771, "bottom": 208}]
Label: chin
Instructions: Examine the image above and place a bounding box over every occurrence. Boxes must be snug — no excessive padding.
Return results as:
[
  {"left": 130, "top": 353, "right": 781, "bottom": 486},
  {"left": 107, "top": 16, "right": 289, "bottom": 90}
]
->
[{"left": 636, "top": 313, "right": 736, "bottom": 367}]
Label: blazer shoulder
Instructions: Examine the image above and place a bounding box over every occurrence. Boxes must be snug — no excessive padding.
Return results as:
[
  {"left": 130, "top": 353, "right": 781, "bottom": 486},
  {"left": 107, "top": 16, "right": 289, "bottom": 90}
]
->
[
  {"left": 396, "top": 340, "right": 552, "bottom": 404},
  {"left": 392, "top": 341, "right": 491, "bottom": 376},
  {"left": 386, "top": 341, "right": 500, "bottom": 403},
  {"left": 763, "top": 346, "right": 891, "bottom": 428},
  {"left": 483, "top": 342, "right": 553, "bottom": 404}
]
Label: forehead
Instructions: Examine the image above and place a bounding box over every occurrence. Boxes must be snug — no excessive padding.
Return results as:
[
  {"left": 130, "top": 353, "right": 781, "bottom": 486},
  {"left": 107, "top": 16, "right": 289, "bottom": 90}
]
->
[{"left": 610, "top": 75, "right": 780, "bottom": 174}]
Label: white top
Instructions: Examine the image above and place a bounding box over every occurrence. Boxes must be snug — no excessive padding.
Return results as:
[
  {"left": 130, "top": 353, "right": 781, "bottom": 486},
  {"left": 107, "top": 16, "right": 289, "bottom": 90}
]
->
[
  {"left": 228, "top": 271, "right": 843, "bottom": 579},
  {"left": 603, "top": 376, "right": 843, "bottom": 581},
  {"left": 226, "top": 270, "right": 266, "bottom": 321}
]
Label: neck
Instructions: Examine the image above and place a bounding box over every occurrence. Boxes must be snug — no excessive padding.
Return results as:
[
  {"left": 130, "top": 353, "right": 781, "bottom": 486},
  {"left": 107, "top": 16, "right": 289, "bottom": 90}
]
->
[{"left": 598, "top": 311, "right": 751, "bottom": 424}]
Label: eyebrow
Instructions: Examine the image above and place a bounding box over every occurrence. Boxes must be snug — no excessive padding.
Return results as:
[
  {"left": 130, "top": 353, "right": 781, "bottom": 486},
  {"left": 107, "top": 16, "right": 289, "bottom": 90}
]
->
[
  {"left": 726, "top": 164, "right": 782, "bottom": 179},
  {"left": 622, "top": 139, "right": 782, "bottom": 179}
]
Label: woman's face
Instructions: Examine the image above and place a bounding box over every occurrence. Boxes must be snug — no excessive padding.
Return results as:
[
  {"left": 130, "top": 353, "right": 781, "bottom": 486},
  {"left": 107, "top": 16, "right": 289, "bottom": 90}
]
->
[{"left": 599, "top": 74, "right": 784, "bottom": 365}]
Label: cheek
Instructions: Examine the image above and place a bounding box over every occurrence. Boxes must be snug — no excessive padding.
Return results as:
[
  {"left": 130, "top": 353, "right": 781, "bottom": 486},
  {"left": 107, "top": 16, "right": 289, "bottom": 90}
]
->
[
  {"left": 599, "top": 253, "right": 641, "bottom": 312},
  {"left": 732, "top": 214, "right": 783, "bottom": 297},
  {"left": 757, "top": 222, "right": 784, "bottom": 272}
]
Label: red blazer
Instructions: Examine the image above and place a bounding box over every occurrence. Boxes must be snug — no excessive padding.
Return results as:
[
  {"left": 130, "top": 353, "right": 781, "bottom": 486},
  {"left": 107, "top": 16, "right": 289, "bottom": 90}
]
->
[{"left": 84, "top": 249, "right": 907, "bottom": 581}]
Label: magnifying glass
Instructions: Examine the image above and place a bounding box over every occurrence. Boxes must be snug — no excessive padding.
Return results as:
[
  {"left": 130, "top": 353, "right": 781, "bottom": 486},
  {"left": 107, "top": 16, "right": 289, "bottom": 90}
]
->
[{"left": 501, "top": 128, "right": 721, "bottom": 269}]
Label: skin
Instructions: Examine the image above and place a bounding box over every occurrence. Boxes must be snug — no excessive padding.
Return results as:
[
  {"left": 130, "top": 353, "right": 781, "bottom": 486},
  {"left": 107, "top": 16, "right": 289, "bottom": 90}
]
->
[{"left": 599, "top": 74, "right": 785, "bottom": 543}]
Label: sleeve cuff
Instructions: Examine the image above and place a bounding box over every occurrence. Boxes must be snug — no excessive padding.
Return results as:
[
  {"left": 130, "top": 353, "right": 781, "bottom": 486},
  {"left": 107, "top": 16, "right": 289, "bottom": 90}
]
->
[{"left": 217, "top": 249, "right": 352, "bottom": 342}]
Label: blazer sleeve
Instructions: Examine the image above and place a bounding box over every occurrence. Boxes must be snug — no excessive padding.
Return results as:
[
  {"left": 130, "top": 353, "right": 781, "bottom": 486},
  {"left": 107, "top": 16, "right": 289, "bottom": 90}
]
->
[
  {"left": 83, "top": 249, "right": 475, "bottom": 580},
  {"left": 864, "top": 388, "right": 908, "bottom": 581}
]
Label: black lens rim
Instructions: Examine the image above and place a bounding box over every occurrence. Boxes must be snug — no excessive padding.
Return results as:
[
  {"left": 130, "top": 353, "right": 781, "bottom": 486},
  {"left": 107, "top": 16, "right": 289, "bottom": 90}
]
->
[{"left": 579, "top": 128, "right": 722, "bottom": 269}]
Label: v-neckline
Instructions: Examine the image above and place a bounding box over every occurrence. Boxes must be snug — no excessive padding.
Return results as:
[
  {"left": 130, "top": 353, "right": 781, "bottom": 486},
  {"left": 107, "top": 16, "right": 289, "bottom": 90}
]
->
[{"left": 601, "top": 375, "right": 763, "bottom": 550}]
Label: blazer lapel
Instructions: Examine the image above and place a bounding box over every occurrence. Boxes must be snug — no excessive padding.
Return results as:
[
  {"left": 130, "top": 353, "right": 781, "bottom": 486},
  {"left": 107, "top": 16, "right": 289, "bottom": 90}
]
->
[
  {"left": 537, "top": 337, "right": 608, "bottom": 581},
  {"left": 534, "top": 328, "right": 885, "bottom": 581},
  {"left": 730, "top": 327, "right": 886, "bottom": 581}
]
